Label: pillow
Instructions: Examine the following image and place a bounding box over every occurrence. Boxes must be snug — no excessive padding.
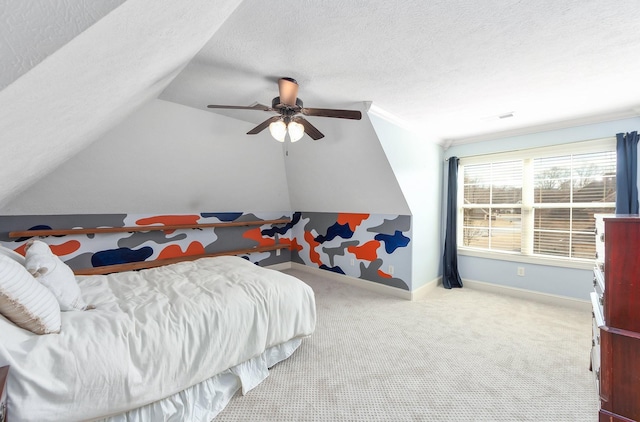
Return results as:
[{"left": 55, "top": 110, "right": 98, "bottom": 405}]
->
[
  {"left": 0, "top": 245, "right": 25, "bottom": 266},
  {"left": 25, "top": 240, "right": 88, "bottom": 311},
  {"left": 0, "top": 254, "right": 61, "bottom": 334},
  {"left": 0, "top": 312, "right": 36, "bottom": 343}
]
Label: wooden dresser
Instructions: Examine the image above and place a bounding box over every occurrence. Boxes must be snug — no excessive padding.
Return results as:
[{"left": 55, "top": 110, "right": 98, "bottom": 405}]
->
[{"left": 591, "top": 215, "right": 640, "bottom": 422}]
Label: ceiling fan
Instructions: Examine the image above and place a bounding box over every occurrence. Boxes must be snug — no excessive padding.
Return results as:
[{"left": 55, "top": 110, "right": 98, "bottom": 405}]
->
[{"left": 207, "top": 77, "right": 362, "bottom": 142}]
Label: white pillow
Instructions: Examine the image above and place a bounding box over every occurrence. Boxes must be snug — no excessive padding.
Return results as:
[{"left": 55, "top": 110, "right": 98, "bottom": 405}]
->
[
  {"left": 0, "top": 254, "right": 61, "bottom": 334},
  {"left": 0, "top": 312, "right": 35, "bottom": 343},
  {"left": 25, "top": 240, "right": 88, "bottom": 312},
  {"left": 0, "top": 244, "right": 25, "bottom": 265}
]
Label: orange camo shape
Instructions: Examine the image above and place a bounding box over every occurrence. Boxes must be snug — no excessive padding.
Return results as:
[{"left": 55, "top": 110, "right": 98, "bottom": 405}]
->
[
  {"left": 158, "top": 242, "right": 205, "bottom": 260},
  {"left": 347, "top": 240, "right": 380, "bottom": 261},
  {"left": 337, "top": 213, "right": 369, "bottom": 231}
]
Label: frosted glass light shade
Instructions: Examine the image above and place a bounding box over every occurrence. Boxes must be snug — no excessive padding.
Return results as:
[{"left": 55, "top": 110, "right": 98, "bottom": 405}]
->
[
  {"left": 268, "top": 120, "right": 287, "bottom": 142},
  {"left": 287, "top": 121, "right": 305, "bottom": 142}
]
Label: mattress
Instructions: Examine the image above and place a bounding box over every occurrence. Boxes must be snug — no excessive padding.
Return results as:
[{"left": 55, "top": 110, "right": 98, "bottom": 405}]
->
[{"left": 0, "top": 256, "right": 316, "bottom": 421}]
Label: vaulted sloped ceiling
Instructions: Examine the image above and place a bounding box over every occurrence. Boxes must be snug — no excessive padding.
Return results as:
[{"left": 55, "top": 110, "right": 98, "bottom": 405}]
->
[
  {"left": 3, "top": 0, "right": 640, "bottom": 210},
  {"left": 0, "top": 0, "right": 243, "bottom": 208},
  {"left": 0, "top": 0, "right": 125, "bottom": 91}
]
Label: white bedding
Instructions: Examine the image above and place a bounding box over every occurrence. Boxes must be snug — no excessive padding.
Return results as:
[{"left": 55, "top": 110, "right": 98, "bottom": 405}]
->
[
  {"left": 0, "top": 256, "right": 316, "bottom": 421},
  {"left": 104, "top": 338, "right": 302, "bottom": 422}
]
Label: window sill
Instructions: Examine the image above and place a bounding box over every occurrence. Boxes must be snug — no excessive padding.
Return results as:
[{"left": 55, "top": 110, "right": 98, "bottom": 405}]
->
[{"left": 457, "top": 248, "right": 594, "bottom": 270}]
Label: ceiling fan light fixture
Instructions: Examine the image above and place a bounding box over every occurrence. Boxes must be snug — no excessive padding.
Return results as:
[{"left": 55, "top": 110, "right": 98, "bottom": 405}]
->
[
  {"left": 268, "top": 120, "right": 287, "bottom": 142},
  {"left": 288, "top": 121, "right": 305, "bottom": 142},
  {"left": 208, "top": 77, "right": 361, "bottom": 142}
]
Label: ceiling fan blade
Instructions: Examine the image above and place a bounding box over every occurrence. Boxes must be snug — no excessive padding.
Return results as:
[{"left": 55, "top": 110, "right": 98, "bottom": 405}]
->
[
  {"left": 301, "top": 107, "right": 362, "bottom": 120},
  {"left": 293, "top": 116, "right": 324, "bottom": 140},
  {"left": 278, "top": 78, "right": 299, "bottom": 106},
  {"left": 207, "top": 103, "right": 272, "bottom": 111},
  {"left": 247, "top": 116, "right": 282, "bottom": 135}
]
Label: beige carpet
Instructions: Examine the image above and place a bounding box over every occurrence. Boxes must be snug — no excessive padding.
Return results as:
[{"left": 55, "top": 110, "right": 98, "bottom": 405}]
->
[{"left": 215, "top": 269, "right": 599, "bottom": 421}]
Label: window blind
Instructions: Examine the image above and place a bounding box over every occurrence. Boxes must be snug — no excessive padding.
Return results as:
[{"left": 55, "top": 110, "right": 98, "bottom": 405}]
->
[{"left": 458, "top": 140, "right": 616, "bottom": 262}]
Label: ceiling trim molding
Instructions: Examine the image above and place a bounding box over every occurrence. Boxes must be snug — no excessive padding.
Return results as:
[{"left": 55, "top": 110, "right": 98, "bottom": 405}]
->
[
  {"left": 367, "top": 103, "right": 418, "bottom": 134},
  {"left": 449, "top": 108, "right": 640, "bottom": 146}
]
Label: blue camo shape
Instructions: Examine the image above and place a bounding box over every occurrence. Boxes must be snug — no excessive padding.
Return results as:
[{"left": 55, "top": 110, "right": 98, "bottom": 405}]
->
[
  {"left": 200, "top": 212, "right": 244, "bottom": 221},
  {"left": 319, "top": 264, "right": 346, "bottom": 275},
  {"left": 262, "top": 212, "right": 301, "bottom": 237},
  {"left": 15, "top": 225, "right": 52, "bottom": 242},
  {"left": 374, "top": 230, "right": 411, "bottom": 253},
  {"left": 91, "top": 247, "right": 154, "bottom": 267},
  {"left": 315, "top": 222, "right": 354, "bottom": 243}
]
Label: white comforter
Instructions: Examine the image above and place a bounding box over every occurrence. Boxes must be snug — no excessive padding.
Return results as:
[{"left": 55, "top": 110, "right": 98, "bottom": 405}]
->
[{"left": 0, "top": 256, "right": 316, "bottom": 421}]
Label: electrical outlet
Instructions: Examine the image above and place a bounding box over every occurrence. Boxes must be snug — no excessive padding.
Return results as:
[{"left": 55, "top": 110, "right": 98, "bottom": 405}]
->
[
  {"left": 276, "top": 248, "right": 281, "bottom": 256},
  {"left": 517, "top": 267, "right": 525, "bottom": 276},
  {"left": 350, "top": 258, "right": 355, "bottom": 266},
  {"left": 388, "top": 265, "right": 394, "bottom": 275}
]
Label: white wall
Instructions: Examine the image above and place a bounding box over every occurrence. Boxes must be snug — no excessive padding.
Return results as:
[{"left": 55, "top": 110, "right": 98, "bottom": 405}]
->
[
  {"left": 0, "top": 99, "right": 292, "bottom": 214},
  {"left": 444, "top": 116, "right": 640, "bottom": 300},
  {"left": 284, "top": 104, "right": 410, "bottom": 215},
  {"left": 368, "top": 112, "right": 443, "bottom": 289}
]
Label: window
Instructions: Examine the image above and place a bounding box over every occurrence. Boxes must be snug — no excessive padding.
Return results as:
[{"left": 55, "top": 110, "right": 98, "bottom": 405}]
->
[{"left": 458, "top": 139, "right": 616, "bottom": 263}]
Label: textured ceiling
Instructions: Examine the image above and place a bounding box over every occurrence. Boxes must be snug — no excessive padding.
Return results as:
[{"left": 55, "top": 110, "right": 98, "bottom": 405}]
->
[
  {"left": 161, "top": 0, "right": 640, "bottom": 144},
  {"left": 0, "top": 0, "right": 125, "bottom": 90},
  {"left": 1, "top": 0, "right": 640, "bottom": 209},
  {"left": 0, "top": 0, "right": 242, "bottom": 208}
]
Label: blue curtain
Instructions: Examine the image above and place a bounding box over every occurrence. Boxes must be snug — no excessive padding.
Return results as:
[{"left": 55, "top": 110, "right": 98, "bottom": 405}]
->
[
  {"left": 443, "top": 157, "right": 463, "bottom": 289},
  {"left": 615, "top": 131, "right": 639, "bottom": 214}
]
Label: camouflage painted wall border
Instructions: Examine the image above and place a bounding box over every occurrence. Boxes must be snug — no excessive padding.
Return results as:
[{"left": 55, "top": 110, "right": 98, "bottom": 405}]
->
[
  {"left": 0, "top": 212, "right": 293, "bottom": 269},
  {"left": 0, "top": 211, "right": 412, "bottom": 290},
  {"left": 291, "top": 212, "right": 412, "bottom": 290}
]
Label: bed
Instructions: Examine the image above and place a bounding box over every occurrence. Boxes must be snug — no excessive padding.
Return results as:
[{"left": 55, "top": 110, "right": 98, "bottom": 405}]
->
[{"left": 0, "top": 249, "right": 316, "bottom": 421}]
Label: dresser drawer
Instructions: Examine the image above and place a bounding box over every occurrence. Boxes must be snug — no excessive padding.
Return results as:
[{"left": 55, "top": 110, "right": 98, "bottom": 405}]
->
[
  {"left": 590, "top": 291, "right": 605, "bottom": 328},
  {"left": 593, "top": 268, "right": 605, "bottom": 314},
  {"left": 590, "top": 293, "right": 604, "bottom": 397},
  {"left": 594, "top": 214, "right": 614, "bottom": 266},
  {"left": 595, "top": 237, "right": 605, "bottom": 266},
  {"left": 591, "top": 316, "right": 601, "bottom": 394}
]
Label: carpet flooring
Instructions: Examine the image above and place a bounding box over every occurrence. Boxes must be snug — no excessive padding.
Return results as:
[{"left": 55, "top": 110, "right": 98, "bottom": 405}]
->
[{"left": 215, "top": 269, "right": 599, "bottom": 421}]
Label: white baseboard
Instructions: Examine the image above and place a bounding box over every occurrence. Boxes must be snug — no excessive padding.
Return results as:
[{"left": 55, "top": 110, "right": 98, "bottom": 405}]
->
[
  {"left": 273, "top": 262, "right": 588, "bottom": 309},
  {"left": 411, "top": 277, "right": 441, "bottom": 301},
  {"left": 289, "top": 262, "right": 413, "bottom": 300},
  {"left": 265, "top": 261, "right": 292, "bottom": 271},
  {"left": 462, "top": 278, "right": 591, "bottom": 311}
]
